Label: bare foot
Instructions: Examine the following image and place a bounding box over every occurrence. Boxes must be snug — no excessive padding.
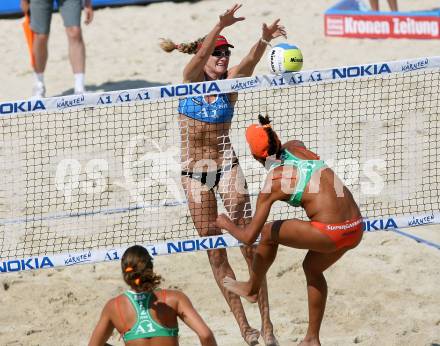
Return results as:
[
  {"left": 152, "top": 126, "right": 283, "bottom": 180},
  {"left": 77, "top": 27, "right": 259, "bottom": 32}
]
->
[
  {"left": 261, "top": 330, "right": 280, "bottom": 346},
  {"left": 298, "top": 337, "right": 321, "bottom": 346},
  {"left": 242, "top": 327, "right": 260, "bottom": 346},
  {"left": 223, "top": 276, "right": 258, "bottom": 303}
]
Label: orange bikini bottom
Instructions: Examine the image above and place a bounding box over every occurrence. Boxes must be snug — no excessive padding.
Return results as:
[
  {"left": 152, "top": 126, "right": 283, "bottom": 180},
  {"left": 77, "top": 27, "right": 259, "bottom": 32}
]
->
[{"left": 311, "top": 217, "right": 363, "bottom": 249}]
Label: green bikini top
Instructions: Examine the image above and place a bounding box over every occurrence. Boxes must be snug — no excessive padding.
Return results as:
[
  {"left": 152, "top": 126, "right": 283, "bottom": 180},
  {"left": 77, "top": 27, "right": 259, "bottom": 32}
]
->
[
  {"left": 269, "top": 148, "right": 326, "bottom": 207},
  {"left": 122, "top": 290, "right": 179, "bottom": 342}
]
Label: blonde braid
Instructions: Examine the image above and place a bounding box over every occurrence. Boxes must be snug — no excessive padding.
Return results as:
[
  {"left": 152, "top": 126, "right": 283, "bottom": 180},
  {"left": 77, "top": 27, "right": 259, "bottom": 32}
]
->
[{"left": 159, "top": 36, "right": 206, "bottom": 55}]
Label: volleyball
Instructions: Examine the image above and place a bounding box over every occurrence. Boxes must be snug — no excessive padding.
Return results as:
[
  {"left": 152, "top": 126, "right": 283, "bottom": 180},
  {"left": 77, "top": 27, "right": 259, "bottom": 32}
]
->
[{"left": 268, "top": 43, "right": 303, "bottom": 74}]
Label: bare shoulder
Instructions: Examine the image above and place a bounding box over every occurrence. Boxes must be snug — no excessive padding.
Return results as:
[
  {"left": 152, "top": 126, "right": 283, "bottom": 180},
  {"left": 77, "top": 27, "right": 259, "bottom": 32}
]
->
[
  {"left": 284, "top": 139, "right": 306, "bottom": 149},
  {"left": 100, "top": 297, "right": 118, "bottom": 316},
  {"left": 162, "top": 289, "right": 188, "bottom": 300},
  {"left": 261, "top": 169, "right": 285, "bottom": 198},
  {"left": 157, "top": 289, "right": 190, "bottom": 305},
  {"left": 159, "top": 289, "right": 194, "bottom": 313}
]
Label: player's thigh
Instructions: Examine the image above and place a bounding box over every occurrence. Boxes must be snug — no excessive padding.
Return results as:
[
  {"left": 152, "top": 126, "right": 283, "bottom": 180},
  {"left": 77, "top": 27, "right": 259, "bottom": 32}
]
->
[
  {"left": 262, "top": 219, "right": 335, "bottom": 253},
  {"left": 302, "top": 248, "right": 348, "bottom": 275},
  {"left": 182, "top": 177, "right": 219, "bottom": 236},
  {"left": 218, "top": 161, "right": 248, "bottom": 196},
  {"left": 30, "top": 0, "right": 54, "bottom": 34},
  {"left": 59, "top": 0, "right": 82, "bottom": 28},
  {"left": 218, "top": 164, "right": 250, "bottom": 219}
]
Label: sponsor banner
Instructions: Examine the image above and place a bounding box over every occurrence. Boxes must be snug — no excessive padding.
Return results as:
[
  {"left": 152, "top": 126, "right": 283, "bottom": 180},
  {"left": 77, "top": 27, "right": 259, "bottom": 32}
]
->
[
  {"left": 1, "top": 56, "right": 440, "bottom": 116},
  {"left": 0, "top": 234, "right": 245, "bottom": 274},
  {"left": 362, "top": 212, "right": 440, "bottom": 231},
  {"left": 325, "top": 14, "right": 440, "bottom": 39},
  {"left": 0, "top": 256, "right": 55, "bottom": 273},
  {"left": 1, "top": 214, "right": 439, "bottom": 273}
]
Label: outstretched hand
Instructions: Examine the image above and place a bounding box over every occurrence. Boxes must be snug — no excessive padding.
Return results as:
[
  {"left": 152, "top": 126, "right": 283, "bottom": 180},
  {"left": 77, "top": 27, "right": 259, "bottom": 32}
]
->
[
  {"left": 262, "top": 19, "right": 287, "bottom": 42},
  {"left": 219, "top": 3, "right": 245, "bottom": 28}
]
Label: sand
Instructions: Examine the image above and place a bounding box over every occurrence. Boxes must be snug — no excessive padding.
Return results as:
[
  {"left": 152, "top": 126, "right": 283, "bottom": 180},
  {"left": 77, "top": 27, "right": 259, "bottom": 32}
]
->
[{"left": 0, "top": 0, "right": 440, "bottom": 345}]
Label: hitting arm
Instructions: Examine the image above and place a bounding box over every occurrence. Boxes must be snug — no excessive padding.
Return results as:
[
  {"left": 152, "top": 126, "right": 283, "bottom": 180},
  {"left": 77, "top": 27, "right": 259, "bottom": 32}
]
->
[
  {"left": 183, "top": 4, "right": 244, "bottom": 82},
  {"left": 228, "top": 19, "right": 286, "bottom": 78}
]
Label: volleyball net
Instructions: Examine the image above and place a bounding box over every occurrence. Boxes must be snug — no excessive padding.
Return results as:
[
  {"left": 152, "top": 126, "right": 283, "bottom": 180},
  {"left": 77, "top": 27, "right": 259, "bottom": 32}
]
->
[{"left": 0, "top": 56, "right": 439, "bottom": 272}]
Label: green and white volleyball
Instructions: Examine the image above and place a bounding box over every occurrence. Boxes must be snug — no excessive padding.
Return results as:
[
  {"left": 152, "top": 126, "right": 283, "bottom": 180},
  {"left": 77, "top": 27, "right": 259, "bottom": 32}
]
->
[{"left": 268, "top": 43, "right": 303, "bottom": 74}]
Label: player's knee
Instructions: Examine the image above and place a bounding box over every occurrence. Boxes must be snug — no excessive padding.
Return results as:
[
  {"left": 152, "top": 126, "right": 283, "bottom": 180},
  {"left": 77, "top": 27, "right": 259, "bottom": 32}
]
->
[
  {"left": 197, "top": 223, "right": 220, "bottom": 237},
  {"left": 34, "top": 33, "right": 49, "bottom": 43},
  {"left": 207, "top": 248, "right": 228, "bottom": 267},
  {"left": 240, "top": 244, "right": 255, "bottom": 261},
  {"left": 302, "top": 259, "right": 320, "bottom": 277},
  {"left": 66, "top": 26, "right": 82, "bottom": 41},
  {"left": 260, "top": 223, "right": 276, "bottom": 245}
]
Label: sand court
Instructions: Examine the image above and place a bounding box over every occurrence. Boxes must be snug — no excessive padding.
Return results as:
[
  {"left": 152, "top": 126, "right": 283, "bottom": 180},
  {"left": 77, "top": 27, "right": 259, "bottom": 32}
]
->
[{"left": 0, "top": 0, "right": 439, "bottom": 345}]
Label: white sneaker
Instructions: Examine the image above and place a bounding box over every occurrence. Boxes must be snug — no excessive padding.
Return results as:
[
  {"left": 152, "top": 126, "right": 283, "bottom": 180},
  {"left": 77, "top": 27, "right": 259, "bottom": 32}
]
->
[
  {"left": 32, "top": 81, "right": 46, "bottom": 98},
  {"left": 74, "top": 86, "right": 86, "bottom": 95}
]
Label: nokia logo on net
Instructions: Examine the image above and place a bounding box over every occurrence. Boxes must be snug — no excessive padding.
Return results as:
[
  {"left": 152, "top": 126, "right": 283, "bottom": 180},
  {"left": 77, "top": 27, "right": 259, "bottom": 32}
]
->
[
  {"left": 0, "top": 256, "right": 54, "bottom": 272},
  {"left": 167, "top": 236, "right": 227, "bottom": 254},
  {"left": 160, "top": 82, "right": 221, "bottom": 98},
  {"left": 332, "top": 63, "right": 391, "bottom": 79},
  {"left": 0, "top": 100, "right": 46, "bottom": 114},
  {"left": 362, "top": 218, "right": 397, "bottom": 231}
]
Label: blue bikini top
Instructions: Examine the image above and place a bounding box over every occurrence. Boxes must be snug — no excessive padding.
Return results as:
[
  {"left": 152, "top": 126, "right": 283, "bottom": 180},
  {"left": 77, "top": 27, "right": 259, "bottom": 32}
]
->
[
  {"left": 178, "top": 93, "right": 234, "bottom": 123},
  {"left": 178, "top": 73, "right": 234, "bottom": 123}
]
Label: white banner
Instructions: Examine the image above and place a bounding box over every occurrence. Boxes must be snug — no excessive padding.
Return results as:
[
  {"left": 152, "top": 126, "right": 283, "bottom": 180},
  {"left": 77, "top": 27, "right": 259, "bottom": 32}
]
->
[
  {"left": 0, "top": 56, "right": 439, "bottom": 116},
  {"left": 1, "top": 211, "right": 439, "bottom": 273}
]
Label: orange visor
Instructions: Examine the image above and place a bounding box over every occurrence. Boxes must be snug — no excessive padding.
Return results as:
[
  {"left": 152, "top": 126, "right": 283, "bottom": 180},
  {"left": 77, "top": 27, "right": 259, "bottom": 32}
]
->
[{"left": 245, "top": 124, "right": 271, "bottom": 158}]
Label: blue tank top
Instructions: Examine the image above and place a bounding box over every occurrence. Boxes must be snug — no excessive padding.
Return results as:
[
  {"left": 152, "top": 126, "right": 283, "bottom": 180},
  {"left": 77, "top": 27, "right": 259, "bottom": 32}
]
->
[{"left": 178, "top": 94, "right": 234, "bottom": 123}]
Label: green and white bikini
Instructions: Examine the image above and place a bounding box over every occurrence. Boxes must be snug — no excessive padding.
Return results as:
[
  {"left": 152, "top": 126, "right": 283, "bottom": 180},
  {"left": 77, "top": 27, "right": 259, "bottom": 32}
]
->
[
  {"left": 121, "top": 290, "right": 179, "bottom": 342},
  {"left": 269, "top": 148, "right": 326, "bottom": 206}
]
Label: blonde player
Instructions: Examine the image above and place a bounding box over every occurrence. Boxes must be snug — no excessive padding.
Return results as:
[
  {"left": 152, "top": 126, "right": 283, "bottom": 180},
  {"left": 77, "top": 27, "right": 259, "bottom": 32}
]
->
[
  {"left": 89, "top": 245, "right": 217, "bottom": 346},
  {"left": 160, "top": 4, "right": 286, "bottom": 345}
]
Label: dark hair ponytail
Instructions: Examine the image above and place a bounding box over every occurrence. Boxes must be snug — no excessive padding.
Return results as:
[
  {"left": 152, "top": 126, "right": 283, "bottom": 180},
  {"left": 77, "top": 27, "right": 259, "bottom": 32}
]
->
[
  {"left": 258, "top": 115, "right": 281, "bottom": 157},
  {"left": 121, "top": 245, "right": 162, "bottom": 292}
]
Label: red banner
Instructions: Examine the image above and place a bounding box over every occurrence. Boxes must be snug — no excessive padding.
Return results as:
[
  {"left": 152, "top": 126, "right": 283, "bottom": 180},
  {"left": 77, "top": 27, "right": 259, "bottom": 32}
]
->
[{"left": 325, "top": 14, "right": 440, "bottom": 39}]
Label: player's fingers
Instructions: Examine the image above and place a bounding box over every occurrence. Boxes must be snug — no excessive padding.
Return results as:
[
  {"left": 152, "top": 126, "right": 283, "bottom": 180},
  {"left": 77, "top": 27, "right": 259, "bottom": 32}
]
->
[{"left": 271, "top": 18, "right": 281, "bottom": 28}]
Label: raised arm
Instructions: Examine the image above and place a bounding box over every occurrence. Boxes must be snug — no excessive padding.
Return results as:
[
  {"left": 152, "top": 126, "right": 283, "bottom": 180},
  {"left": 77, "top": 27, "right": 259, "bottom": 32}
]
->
[
  {"left": 228, "top": 19, "right": 287, "bottom": 78},
  {"left": 88, "top": 301, "right": 115, "bottom": 346},
  {"left": 175, "top": 291, "right": 217, "bottom": 346},
  {"left": 183, "top": 3, "right": 245, "bottom": 82}
]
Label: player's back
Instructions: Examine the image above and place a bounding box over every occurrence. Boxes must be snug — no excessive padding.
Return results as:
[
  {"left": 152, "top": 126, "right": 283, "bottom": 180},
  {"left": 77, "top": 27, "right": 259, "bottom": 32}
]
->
[{"left": 111, "top": 290, "right": 180, "bottom": 346}]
